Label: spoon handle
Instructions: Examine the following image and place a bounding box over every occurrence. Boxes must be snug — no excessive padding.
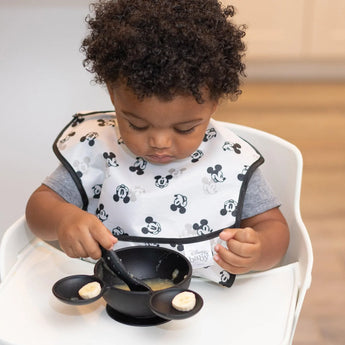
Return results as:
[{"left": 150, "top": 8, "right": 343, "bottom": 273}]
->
[{"left": 100, "top": 247, "right": 150, "bottom": 292}]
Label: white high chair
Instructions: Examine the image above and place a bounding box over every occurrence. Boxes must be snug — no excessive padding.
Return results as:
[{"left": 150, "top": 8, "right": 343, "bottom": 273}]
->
[
  {"left": 0, "top": 122, "right": 312, "bottom": 345},
  {"left": 228, "top": 122, "right": 313, "bottom": 339}
]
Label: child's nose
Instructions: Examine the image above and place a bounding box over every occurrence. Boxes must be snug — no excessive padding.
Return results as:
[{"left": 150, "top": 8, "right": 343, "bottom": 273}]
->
[{"left": 148, "top": 130, "right": 171, "bottom": 149}]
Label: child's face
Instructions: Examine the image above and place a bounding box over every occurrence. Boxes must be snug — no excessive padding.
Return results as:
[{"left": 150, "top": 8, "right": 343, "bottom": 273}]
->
[{"left": 108, "top": 84, "right": 218, "bottom": 164}]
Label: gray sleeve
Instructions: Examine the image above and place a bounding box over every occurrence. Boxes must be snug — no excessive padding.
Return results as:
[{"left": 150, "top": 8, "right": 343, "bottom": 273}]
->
[
  {"left": 43, "top": 164, "right": 83, "bottom": 208},
  {"left": 241, "top": 168, "right": 281, "bottom": 219}
]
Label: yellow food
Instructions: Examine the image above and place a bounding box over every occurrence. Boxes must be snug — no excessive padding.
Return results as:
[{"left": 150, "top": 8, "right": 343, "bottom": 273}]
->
[
  {"left": 114, "top": 278, "right": 175, "bottom": 291},
  {"left": 172, "top": 291, "right": 196, "bottom": 312},
  {"left": 78, "top": 281, "right": 101, "bottom": 299}
]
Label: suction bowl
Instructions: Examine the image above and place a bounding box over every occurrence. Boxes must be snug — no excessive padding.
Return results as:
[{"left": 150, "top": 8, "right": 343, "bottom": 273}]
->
[{"left": 94, "top": 246, "right": 192, "bottom": 319}]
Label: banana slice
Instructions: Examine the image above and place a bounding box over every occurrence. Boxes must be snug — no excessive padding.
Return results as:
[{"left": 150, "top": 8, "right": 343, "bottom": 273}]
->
[
  {"left": 78, "top": 281, "right": 101, "bottom": 299},
  {"left": 172, "top": 291, "right": 196, "bottom": 312}
]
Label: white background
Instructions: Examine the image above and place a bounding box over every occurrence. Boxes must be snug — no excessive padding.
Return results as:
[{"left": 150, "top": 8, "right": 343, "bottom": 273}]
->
[{"left": 0, "top": 0, "right": 112, "bottom": 237}]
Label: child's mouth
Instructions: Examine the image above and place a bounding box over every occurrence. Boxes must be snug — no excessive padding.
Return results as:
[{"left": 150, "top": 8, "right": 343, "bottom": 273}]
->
[{"left": 146, "top": 154, "right": 174, "bottom": 164}]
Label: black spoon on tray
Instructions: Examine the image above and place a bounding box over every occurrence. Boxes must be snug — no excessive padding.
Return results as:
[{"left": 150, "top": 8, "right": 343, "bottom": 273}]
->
[{"left": 100, "top": 246, "right": 151, "bottom": 292}]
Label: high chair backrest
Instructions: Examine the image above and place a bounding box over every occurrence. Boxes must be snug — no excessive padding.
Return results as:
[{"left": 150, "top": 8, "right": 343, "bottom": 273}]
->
[{"left": 224, "top": 121, "right": 313, "bottom": 344}]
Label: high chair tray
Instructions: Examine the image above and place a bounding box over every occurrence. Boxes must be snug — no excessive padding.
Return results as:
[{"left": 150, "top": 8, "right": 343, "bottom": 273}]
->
[{"left": 0, "top": 239, "right": 299, "bottom": 345}]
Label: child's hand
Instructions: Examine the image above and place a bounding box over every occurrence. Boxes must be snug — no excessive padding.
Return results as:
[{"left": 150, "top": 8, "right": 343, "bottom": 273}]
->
[
  {"left": 213, "top": 227, "right": 262, "bottom": 274},
  {"left": 56, "top": 205, "right": 117, "bottom": 260},
  {"left": 26, "top": 185, "right": 117, "bottom": 260}
]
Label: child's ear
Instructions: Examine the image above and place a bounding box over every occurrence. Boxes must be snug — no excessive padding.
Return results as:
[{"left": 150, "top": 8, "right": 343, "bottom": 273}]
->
[
  {"left": 106, "top": 83, "right": 115, "bottom": 106},
  {"left": 211, "top": 100, "right": 219, "bottom": 116}
]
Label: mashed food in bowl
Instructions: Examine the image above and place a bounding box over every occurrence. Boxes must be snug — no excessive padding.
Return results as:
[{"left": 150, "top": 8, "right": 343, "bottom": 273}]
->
[{"left": 114, "top": 278, "right": 175, "bottom": 291}]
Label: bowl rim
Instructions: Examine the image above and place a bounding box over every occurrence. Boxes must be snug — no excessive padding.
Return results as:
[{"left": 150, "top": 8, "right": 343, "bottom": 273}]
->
[{"left": 93, "top": 245, "right": 192, "bottom": 293}]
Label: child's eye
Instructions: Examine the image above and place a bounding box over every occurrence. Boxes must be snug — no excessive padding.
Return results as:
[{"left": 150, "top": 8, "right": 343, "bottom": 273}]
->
[
  {"left": 129, "top": 122, "right": 148, "bottom": 131},
  {"left": 174, "top": 127, "right": 196, "bottom": 135}
]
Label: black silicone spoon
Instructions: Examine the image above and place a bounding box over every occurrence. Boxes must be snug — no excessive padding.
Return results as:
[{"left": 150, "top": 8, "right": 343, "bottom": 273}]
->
[{"left": 100, "top": 246, "right": 151, "bottom": 292}]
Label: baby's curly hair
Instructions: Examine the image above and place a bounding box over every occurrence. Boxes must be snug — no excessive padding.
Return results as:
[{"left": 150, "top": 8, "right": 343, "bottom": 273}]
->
[{"left": 81, "top": 0, "right": 246, "bottom": 103}]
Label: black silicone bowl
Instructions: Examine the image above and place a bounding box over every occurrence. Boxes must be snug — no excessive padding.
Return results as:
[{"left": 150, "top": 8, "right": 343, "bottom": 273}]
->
[
  {"left": 95, "top": 246, "right": 192, "bottom": 318},
  {"left": 53, "top": 246, "right": 195, "bottom": 323}
]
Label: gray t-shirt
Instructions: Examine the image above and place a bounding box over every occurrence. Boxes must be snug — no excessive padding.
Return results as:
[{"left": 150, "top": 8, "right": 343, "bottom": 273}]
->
[{"left": 43, "top": 164, "right": 280, "bottom": 220}]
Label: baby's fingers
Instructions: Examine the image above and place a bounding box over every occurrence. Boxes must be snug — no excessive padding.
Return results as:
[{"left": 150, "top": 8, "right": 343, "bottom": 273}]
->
[
  {"left": 214, "top": 245, "right": 251, "bottom": 274},
  {"left": 89, "top": 221, "right": 117, "bottom": 252},
  {"left": 219, "top": 228, "right": 238, "bottom": 241},
  {"left": 220, "top": 227, "right": 257, "bottom": 243},
  {"left": 226, "top": 238, "right": 258, "bottom": 258}
]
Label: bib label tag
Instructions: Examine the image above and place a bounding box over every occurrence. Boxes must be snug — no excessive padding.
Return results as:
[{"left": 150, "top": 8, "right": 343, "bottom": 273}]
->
[{"left": 184, "top": 241, "right": 214, "bottom": 269}]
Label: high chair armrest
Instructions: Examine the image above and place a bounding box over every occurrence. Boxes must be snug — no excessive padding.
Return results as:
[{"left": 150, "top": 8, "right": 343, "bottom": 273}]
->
[{"left": 0, "top": 215, "right": 35, "bottom": 282}]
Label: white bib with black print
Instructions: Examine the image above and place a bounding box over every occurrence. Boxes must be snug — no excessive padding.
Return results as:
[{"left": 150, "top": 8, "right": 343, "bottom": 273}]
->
[{"left": 54, "top": 111, "right": 263, "bottom": 287}]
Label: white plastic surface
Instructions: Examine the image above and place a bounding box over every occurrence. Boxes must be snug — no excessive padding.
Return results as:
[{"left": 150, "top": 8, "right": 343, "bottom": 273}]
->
[
  {"left": 0, "top": 215, "right": 34, "bottom": 282},
  {"left": 0, "top": 239, "right": 299, "bottom": 345}
]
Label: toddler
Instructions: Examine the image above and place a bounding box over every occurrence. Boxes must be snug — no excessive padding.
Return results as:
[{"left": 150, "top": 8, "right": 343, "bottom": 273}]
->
[{"left": 26, "top": 0, "right": 289, "bottom": 287}]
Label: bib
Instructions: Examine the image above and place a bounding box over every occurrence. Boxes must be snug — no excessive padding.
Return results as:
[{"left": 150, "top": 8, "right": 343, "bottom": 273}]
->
[{"left": 54, "top": 111, "right": 264, "bottom": 287}]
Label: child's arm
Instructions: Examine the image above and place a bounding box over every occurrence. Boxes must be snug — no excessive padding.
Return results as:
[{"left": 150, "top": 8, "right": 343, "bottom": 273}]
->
[
  {"left": 213, "top": 207, "right": 289, "bottom": 274},
  {"left": 25, "top": 185, "right": 117, "bottom": 259}
]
